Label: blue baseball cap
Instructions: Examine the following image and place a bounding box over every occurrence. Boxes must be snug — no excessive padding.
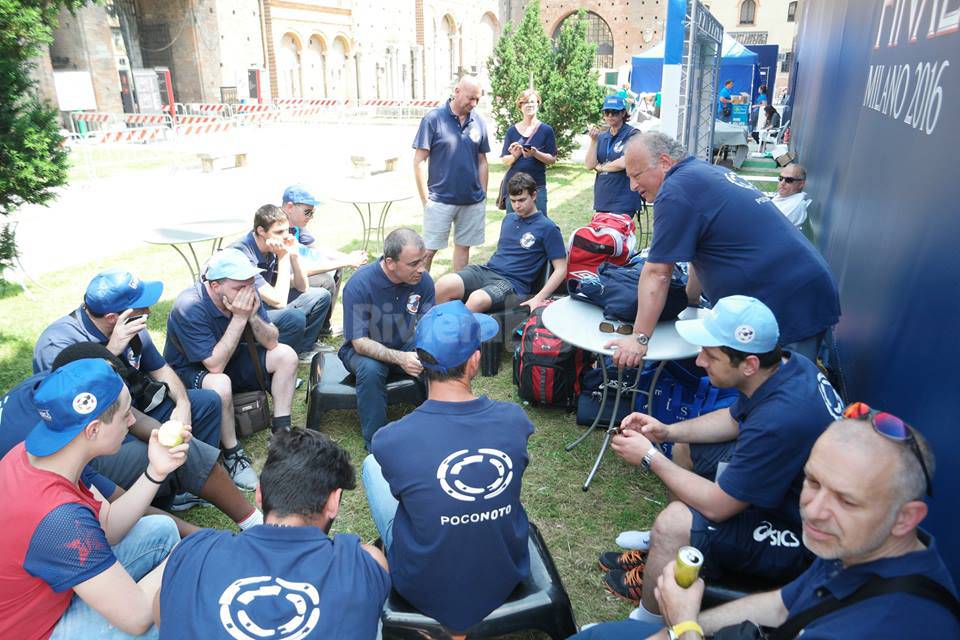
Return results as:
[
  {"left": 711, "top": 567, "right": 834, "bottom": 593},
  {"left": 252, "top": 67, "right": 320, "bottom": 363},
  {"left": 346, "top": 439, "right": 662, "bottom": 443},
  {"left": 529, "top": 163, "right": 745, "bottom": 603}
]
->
[
  {"left": 204, "top": 248, "right": 264, "bottom": 281},
  {"left": 282, "top": 185, "right": 320, "bottom": 207},
  {"left": 26, "top": 359, "right": 125, "bottom": 456},
  {"left": 602, "top": 95, "right": 627, "bottom": 111},
  {"left": 415, "top": 301, "right": 499, "bottom": 373},
  {"left": 676, "top": 295, "right": 780, "bottom": 354},
  {"left": 84, "top": 269, "right": 163, "bottom": 315}
]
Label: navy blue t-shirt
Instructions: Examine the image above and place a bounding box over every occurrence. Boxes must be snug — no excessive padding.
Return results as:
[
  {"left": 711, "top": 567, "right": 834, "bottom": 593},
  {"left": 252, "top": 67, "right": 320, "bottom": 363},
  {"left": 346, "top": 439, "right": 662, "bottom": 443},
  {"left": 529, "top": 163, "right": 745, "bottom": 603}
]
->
[
  {"left": 594, "top": 124, "right": 642, "bottom": 214},
  {"left": 780, "top": 531, "right": 959, "bottom": 639},
  {"left": 647, "top": 157, "right": 841, "bottom": 343},
  {"left": 719, "top": 353, "right": 843, "bottom": 524},
  {"left": 500, "top": 123, "right": 557, "bottom": 186},
  {"left": 485, "top": 212, "right": 566, "bottom": 295},
  {"left": 338, "top": 260, "right": 435, "bottom": 364},
  {"left": 164, "top": 282, "right": 272, "bottom": 370},
  {"left": 159, "top": 525, "right": 390, "bottom": 640},
  {"left": 412, "top": 100, "right": 491, "bottom": 205},
  {"left": 371, "top": 397, "right": 532, "bottom": 631},
  {"left": 0, "top": 373, "right": 116, "bottom": 498},
  {"left": 33, "top": 307, "right": 166, "bottom": 375}
]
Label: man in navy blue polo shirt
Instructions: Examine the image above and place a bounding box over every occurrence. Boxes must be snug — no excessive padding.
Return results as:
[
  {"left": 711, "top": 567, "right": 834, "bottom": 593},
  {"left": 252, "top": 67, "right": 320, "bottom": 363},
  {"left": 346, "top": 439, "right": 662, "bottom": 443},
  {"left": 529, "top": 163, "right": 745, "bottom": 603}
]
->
[
  {"left": 600, "top": 296, "right": 843, "bottom": 626},
  {"left": 164, "top": 249, "right": 300, "bottom": 489},
  {"left": 156, "top": 429, "right": 390, "bottom": 640},
  {"left": 608, "top": 132, "right": 841, "bottom": 368},
  {"left": 434, "top": 172, "right": 567, "bottom": 312},
  {"left": 413, "top": 76, "right": 490, "bottom": 273},
  {"left": 585, "top": 95, "right": 643, "bottom": 218},
  {"left": 338, "top": 228, "right": 434, "bottom": 448},
  {"left": 362, "top": 300, "right": 532, "bottom": 632},
  {"left": 230, "top": 204, "right": 331, "bottom": 363},
  {"left": 574, "top": 412, "right": 957, "bottom": 640}
]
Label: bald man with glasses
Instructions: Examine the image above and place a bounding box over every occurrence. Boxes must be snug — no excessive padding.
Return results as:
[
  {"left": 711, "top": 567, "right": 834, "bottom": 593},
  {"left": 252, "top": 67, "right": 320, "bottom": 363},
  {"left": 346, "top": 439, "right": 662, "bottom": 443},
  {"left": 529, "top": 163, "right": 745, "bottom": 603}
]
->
[{"left": 771, "top": 164, "right": 809, "bottom": 228}]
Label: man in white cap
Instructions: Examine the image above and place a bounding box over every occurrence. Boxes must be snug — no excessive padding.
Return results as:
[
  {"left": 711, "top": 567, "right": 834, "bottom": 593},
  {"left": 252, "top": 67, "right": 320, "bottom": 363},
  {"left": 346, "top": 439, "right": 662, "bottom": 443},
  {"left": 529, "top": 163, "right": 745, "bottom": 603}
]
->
[{"left": 599, "top": 296, "right": 844, "bottom": 627}]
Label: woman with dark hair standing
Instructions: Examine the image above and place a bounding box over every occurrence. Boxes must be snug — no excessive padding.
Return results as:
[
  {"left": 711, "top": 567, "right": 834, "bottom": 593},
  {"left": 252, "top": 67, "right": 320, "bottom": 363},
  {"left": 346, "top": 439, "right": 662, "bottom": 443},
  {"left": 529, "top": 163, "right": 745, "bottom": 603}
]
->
[
  {"left": 500, "top": 88, "right": 557, "bottom": 216},
  {"left": 584, "top": 94, "right": 642, "bottom": 219}
]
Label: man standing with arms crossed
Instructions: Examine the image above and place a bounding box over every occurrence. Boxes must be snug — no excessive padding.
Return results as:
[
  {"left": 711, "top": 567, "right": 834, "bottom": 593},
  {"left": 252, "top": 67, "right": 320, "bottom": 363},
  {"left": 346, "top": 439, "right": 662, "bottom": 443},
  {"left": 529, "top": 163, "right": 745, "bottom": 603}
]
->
[{"left": 413, "top": 76, "right": 490, "bottom": 273}]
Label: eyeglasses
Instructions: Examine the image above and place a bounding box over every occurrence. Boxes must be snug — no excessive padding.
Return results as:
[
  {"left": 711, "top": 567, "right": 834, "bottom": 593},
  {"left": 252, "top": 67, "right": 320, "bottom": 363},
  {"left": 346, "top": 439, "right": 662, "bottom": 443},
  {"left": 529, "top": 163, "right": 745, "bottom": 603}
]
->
[
  {"left": 599, "top": 320, "right": 634, "bottom": 335},
  {"left": 842, "top": 402, "right": 933, "bottom": 497},
  {"left": 778, "top": 175, "right": 803, "bottom": 184},
  {"left": 602, "top": 109, "right": 622, "bottom": 116}
]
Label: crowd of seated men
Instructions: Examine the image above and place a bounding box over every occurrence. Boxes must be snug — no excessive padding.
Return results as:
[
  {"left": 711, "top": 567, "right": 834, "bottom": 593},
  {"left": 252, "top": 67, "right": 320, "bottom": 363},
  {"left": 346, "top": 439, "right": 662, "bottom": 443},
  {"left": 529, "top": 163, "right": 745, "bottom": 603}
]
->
[{"left": 0, "top": 114, "right": 955, "bottom": 640}]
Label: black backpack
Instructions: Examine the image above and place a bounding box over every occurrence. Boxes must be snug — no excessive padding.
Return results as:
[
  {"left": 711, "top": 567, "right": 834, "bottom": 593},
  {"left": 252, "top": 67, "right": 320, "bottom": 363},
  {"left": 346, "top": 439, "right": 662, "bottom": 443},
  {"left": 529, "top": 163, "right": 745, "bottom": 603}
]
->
[{"left": 512, "top": 301, "right": 586, "bottom": 408}]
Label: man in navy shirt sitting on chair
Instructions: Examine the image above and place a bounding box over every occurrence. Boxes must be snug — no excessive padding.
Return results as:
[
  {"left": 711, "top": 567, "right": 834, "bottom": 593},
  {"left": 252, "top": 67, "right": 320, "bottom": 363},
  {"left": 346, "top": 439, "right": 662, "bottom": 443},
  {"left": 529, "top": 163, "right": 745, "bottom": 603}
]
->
[
  {"left": 573, "top": 408, "right": 957, "bottom": 640},
  {"left": 156, "top": 429, "right": 390, "bottom": 640},
  {"left": 600, "top": 296, "right": 844, "bottom": 627},
  {"left": 435, "top": 172, "right": 567, "bottom": 312},
  {"left": 362, "top": 300, "right": 532, "bottom": 634}
]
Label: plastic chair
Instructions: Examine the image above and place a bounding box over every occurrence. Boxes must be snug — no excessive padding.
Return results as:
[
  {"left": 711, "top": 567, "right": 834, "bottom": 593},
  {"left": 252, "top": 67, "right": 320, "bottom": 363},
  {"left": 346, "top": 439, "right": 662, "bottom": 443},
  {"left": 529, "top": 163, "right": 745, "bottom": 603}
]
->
[
  {"left": 702, "top": 571, "right": 787, "bottom": 609},
  {"left": 380, "top": 522, "right": 578, "bottom": 639},
  {"left": 304, "top": 352, "right": 424, "bottom": 429},
  {"left": 759, "top": 119, "right": 790, "bottom": 154}
]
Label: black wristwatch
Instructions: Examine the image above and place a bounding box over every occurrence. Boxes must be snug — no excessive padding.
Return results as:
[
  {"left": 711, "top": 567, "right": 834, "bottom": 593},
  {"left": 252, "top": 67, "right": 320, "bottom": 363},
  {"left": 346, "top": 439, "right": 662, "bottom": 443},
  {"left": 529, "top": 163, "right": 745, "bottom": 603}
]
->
[{"left": 634, "top": 332, "right": 650, "bottom": 346}]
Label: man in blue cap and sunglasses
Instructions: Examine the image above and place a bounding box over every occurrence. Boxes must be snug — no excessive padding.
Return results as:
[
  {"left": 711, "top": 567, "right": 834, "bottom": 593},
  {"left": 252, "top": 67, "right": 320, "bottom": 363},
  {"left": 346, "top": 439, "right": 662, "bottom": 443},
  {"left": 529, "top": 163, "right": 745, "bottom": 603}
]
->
[
  {"left": 0, "top": 358, "right": 188, "bottom": 639},
  {"left": 361, "top": 301, "right": 533, "bottom": 633}
]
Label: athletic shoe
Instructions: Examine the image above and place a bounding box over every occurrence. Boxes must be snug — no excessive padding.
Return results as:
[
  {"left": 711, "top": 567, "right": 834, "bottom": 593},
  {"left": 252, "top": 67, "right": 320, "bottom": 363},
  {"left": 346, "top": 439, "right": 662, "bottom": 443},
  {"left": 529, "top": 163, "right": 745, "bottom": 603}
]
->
[
  {"left": 298, "top": 345, "right": 324, "bottom": 364},
  {"left": 603, "top": 566, "right": 645, "bottom": 604},
  {"left": 223, "top": 447, "right": 258, "bottom": 491},
  {"left": 170, "top": 492, "right": 211, "bottom": 512},
  {"left": 598, "top": 548, "right": 647, "bottom": 572},
  {"left": 616, "top": 529, "right": 652, "bottom": 550}
]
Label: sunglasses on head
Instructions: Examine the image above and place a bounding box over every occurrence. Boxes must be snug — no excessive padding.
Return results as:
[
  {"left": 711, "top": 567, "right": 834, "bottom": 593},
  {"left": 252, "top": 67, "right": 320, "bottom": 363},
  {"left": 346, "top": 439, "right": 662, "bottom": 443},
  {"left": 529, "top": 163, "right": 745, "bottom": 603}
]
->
[
  {"left": 842, "top": 402, "right": 932, "bottom": 497},
  {"left": 778, "top": 175, "right": 802, "bottom": 184},
  {"left": 599, "top": 320, "right": 634, "bottom": 335}
]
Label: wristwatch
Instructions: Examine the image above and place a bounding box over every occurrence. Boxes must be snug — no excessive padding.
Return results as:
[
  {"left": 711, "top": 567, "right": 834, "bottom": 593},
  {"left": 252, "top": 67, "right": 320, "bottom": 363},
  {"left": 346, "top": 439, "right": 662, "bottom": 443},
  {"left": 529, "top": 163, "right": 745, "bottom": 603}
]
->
[
  {"left": 634, "top": 332, "right": 650, "bottom": 346},
  {"left": 641, "top": 445, "right": 659, "bottom": 469}
]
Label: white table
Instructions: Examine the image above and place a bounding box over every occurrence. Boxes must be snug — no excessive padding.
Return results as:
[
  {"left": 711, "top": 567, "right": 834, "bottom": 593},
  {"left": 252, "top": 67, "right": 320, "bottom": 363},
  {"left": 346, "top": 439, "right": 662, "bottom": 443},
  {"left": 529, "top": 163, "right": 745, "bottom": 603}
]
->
[
  {"left": 327, "top": 175, "right": 413, "bottom": 250},
  {"left": 713, "top": 120, "right": 751, "bottom": 169},
  {"left": 542, "top": 296, "right": 706, "bottom": 490},
  {"left": 143, "top": 218, "right": 248, "bottom": 281}
]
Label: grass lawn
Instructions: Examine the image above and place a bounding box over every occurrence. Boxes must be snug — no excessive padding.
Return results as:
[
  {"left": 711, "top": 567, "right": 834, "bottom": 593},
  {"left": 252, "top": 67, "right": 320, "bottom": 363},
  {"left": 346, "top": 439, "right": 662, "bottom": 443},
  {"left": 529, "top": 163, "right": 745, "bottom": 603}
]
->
[{"left": 0, "top": 157, "right": 751, "bottom": 634}]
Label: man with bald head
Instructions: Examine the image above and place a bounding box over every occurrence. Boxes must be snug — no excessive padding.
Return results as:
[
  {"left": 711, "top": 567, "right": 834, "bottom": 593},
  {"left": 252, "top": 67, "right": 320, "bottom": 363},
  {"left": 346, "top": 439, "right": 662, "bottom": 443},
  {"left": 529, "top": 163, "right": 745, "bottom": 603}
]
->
[
  {"left": 606, "top": 132, "right": 840, "bottom": 366},
  {"left": 572, "top": 412, "right": 959, "bottom": 639},
  {"left": 413, "top": 76, "right": 490, "bottom": 272},
  {"left": 771, "top": 163, "right": 809, "bottom": 227}
]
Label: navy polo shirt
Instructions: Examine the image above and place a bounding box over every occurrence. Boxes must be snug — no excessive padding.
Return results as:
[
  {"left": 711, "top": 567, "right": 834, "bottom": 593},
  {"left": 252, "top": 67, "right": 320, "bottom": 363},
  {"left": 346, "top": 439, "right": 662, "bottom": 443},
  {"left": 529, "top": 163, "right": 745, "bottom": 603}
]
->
[
  {"left": 159, "top": 525, "right": 390, "bottom": 640},
  {"left": 594, "top": 124, "right": 642, "bottom": 214},
  {"left": 164, "top": 282, "right": 272, "bottom": 370},
  {"left": 33, "top": 306, "right": 166, "bottom": 374},
  {"left": 647, "top": 157, "right": 841, "bottom": 343},
  {"left": 0, "top": 373, "right": 116, "bottom": 498},
  {"left": 500, "top": 123, "right": 557, "bottom": 186},
  {"left": 485, "top": 212, "right": 566, "bottom": 295},
  {"left": 338, "top": 260, "right": 435, "bottom": 363},
  {"left": 230, "top": 232, "right": 302, "bottom": 305},
  {"left": 720, "top": 353, "right": 844, "bottom": 524},
  {"left": 371, "top": 397, "right": 532, "bottom": 631},
  {"left": 780, "top": 531, "right": 959, "bottom": 638},
  {"left": 412, "top": 100, "right": 491, "bottom": 205}
]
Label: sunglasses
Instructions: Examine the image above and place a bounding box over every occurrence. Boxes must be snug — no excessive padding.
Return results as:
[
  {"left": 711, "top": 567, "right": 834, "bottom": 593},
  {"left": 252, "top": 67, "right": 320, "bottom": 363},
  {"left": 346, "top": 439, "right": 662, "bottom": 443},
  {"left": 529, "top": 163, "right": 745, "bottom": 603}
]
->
[
  {"left": 778, "top": 175, "right": 803, "bottom": 184},
  {"left": 602, "top": 109, "right": 622, "bottom": 116},
  {"left": 842, "top": 402, "right": 932, "bottom": 497},
  {"left": 599, "top": 320, "right": 634, "bottom": 335}
]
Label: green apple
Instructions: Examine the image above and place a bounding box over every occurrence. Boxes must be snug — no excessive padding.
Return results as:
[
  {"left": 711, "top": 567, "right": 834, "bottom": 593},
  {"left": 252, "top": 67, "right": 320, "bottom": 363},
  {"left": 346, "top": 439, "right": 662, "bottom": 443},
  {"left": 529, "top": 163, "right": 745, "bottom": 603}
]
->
[{"left": 157, "top": 420, "right": 185, "bottom": 447}]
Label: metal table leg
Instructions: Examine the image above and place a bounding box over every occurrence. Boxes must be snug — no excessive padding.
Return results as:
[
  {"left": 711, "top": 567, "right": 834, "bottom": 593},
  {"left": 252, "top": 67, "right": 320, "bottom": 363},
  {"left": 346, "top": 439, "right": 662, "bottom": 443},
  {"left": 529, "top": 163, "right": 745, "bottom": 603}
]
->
[
  {"left": 350, "top": 203, "right": 372, "bottom": 250},
  {"left": 168, "top": 242, "right": 199, "bottom": 282},
  {"left": 376, "top": 200, "right": 395, "bottom": 246},
  {"left": 565, "top": 353, "right": 608, "bottom": 452},
  {"left": 582, "top": 366, "right": 626, "bottom": 491}
]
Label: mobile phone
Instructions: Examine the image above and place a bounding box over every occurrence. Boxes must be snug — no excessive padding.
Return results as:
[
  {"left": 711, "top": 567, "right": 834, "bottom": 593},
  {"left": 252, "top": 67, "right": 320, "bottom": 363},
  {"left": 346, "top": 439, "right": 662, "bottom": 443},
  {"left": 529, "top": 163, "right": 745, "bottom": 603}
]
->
[
  {"left": 522, "top": 144, "right": 534, "bottom": 150},
  {"left": 125, "top": 314, "right": 147, "bottom": 324}
]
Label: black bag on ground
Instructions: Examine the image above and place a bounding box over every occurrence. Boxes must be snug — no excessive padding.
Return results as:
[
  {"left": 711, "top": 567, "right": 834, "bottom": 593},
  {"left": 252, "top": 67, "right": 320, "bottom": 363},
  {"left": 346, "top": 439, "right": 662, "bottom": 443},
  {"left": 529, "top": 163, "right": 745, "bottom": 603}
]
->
[{"left": 512, "top": 301, "right": 586, "bottom": 409}]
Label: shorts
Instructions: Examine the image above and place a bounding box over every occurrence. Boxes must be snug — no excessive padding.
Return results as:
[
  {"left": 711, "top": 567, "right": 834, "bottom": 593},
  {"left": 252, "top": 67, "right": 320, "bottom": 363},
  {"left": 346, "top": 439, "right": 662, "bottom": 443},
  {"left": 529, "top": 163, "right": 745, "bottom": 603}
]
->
[
  {"left": 689, "top": 506, "right": 813, "bottom": 581},
  {"left": 175, "top": 342, "right": 270, "bottom": 395},
  {"left": 423, "top": 200, "right": 486, "bottom": 250},
  {"left": 458, "top": 264, "right": 517, "bottom": 311},
  {"left": 689, "top": 440, "right": 736, "bottom": 481}
]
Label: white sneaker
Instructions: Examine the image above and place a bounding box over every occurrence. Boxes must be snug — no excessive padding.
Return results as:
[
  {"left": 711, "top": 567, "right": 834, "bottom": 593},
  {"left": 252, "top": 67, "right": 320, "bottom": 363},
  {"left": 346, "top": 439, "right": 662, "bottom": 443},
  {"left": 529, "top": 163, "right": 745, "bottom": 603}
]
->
[
  {"left": 223, "top": 447, "right": 258, "bottom": 491},
  {"left": 616, "top": 530, "right": 651, "bottom": 551}
]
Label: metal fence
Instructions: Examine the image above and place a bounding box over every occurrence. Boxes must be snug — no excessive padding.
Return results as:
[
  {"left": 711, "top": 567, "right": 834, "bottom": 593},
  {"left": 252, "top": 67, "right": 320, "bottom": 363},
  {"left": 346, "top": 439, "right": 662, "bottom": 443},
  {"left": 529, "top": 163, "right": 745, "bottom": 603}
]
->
[{"left": 677, "top": 1, "right": 723, "bottom": 161}]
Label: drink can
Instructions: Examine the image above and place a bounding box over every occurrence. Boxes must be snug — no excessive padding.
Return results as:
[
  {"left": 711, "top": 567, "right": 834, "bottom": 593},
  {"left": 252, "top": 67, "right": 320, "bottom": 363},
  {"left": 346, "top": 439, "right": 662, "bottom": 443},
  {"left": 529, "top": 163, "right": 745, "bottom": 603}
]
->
[{"left": 675, "top": 546, "right": 703, "bottom": 588}]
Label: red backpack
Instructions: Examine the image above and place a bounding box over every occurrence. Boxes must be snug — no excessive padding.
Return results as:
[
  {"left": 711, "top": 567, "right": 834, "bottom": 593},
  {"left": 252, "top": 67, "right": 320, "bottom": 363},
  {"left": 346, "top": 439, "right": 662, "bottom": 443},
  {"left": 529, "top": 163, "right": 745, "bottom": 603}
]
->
[
  {"left": 512, "top": 301, "right": 586, "bottom": 408},
  {"left": 566, "top": 212, "right": 637, "bottom": 282}
]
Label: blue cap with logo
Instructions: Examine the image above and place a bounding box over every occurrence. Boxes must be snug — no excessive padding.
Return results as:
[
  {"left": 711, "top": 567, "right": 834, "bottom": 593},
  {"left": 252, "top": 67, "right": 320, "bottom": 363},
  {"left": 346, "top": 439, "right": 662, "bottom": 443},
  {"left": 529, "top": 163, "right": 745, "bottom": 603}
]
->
[
  {"left": 676, "top": 295, "right": 780, "bottom": 354},
  {"left": 282, "top": 185, "right": 320, "bottom": 207},
  {"left": 602, "top": 95, "right": 627, "bottom": 111},
  {"left": 204, "top": 248, "right": 265, "bottom": 281},
  {"left": 415, "top": 301, "right": 499, "bottom": 373},
  {"left": 84, "top": 269, "right": 163, "bottom": 315},
  {"left": 26, "top": 358, "right": 125, "bottom": 456}
]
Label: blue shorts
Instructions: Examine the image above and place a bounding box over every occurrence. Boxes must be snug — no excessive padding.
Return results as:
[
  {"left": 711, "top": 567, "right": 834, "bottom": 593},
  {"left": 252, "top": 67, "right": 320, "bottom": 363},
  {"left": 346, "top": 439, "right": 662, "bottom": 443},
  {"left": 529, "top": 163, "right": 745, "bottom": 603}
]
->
[
  {"left": 175, "top": 343, "right": 270, "bottom": 394},
  {"left": 690, "top": 439, "right": 736, "bottom": 480}
]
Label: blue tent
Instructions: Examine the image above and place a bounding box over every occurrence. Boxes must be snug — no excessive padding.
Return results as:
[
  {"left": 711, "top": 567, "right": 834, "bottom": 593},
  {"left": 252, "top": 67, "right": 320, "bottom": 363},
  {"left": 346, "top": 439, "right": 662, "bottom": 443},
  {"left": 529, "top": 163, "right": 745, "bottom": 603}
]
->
[{"left": 631, "top": 34, "right": 759, "bottom": 96}]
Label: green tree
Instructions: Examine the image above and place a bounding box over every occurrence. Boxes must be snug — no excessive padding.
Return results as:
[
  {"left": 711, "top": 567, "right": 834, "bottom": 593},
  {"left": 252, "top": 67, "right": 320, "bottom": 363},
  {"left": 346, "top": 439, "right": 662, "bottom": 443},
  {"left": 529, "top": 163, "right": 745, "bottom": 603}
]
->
[
  {"left": 488, "top": 3, "right": 604, "bottom": 159},
  {"left": 0, "top": 1, "right": 84, "bottom": 271}
]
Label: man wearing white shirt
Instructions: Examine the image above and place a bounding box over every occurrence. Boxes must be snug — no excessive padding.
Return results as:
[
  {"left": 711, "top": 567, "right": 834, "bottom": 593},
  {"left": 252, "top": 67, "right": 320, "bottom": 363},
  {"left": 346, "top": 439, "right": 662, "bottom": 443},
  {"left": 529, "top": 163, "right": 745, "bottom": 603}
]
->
[{"left": 771, "top": 164, "right": 809, "bottom": 228}]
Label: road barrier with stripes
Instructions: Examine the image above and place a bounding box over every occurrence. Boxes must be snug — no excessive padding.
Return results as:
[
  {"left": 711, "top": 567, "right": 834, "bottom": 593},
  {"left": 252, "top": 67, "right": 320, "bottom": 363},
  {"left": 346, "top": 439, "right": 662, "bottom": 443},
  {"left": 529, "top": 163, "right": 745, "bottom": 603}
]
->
[
  {"left": 123, "top": 114, "right": 172, "bottom": 126},
  {"left": 85, "top": 126, "right": 172, "bottom": 144}
]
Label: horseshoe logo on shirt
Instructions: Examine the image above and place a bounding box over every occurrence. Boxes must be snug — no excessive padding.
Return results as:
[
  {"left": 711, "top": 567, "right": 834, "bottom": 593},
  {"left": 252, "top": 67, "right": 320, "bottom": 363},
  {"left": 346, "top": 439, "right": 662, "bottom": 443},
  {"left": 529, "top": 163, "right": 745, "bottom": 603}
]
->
[{"left": 219, "top": 576, "right": 320, "bottom": 640}]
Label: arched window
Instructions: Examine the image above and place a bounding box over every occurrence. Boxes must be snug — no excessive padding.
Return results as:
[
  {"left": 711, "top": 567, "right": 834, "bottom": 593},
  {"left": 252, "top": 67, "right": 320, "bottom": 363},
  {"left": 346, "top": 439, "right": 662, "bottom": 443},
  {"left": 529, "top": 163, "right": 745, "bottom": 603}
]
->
[
  {"left": 739, "top": 0, "right": 757, "bottom": 25},
  {"left": 787, "top": 1, "right": 798, "bottom": 22},
  {"left": 553, "top": 12, "right": 614, "bottom": 68}
]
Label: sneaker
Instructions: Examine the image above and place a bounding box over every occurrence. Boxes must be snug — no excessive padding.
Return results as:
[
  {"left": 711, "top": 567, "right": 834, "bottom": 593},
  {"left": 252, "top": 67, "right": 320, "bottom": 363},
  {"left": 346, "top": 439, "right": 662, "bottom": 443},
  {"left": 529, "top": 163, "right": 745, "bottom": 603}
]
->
[
  {"left": 170, "top": 492, "right": 211, "bottom": 512},
  {"left": 603, "top": 566, "right": 645, "bottom": 604},
  {"left": 298, "top": 346, "right": 323, "bottom": 364},
  {"left": 223, "top": 447, "right": 258, "bottom": 491},
  {"left": 599, "top": 548, "right": 647, "bottom": 572},
  {"left": 616, "top": 530, "right": 652, "bottom": 551}
]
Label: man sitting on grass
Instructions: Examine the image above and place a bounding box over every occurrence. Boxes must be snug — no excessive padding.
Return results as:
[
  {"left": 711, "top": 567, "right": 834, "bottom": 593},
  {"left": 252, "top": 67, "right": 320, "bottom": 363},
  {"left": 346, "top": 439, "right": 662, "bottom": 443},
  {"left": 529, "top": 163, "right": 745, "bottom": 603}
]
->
[{"left": 435, "top": 172, "right": 567, "bottom": 312}]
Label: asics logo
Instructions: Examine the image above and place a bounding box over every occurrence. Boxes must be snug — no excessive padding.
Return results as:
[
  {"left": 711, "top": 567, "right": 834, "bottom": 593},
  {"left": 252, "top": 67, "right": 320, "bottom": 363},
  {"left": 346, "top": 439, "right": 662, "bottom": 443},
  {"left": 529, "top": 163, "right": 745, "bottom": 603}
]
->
[{"left": 753, "top": 521, "right": 801, "bottom": 547}]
